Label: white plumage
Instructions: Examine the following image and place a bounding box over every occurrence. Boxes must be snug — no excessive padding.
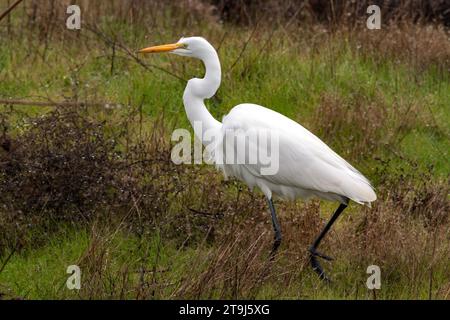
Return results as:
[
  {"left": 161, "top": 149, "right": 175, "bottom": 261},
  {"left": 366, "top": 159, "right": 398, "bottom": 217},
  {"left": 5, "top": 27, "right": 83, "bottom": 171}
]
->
[{"left": 218, "top": 103, "right": 376, "bottom": 205}]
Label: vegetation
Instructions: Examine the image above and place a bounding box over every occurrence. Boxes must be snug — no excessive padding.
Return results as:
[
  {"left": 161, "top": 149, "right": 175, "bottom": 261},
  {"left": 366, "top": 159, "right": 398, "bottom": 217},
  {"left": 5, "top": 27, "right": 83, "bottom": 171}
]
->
[{"left": 0, "top": 0, "right": 449, "bottom": 299}]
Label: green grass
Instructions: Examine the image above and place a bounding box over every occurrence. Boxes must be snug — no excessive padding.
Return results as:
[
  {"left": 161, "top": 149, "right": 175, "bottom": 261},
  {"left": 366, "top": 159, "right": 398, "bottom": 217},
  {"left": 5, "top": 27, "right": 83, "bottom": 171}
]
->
[
  {"left": 0, "top": 229, "right": 90, "bottom": 299},
  {"left": 1, "top": 227, "right": 447, "bottom": 300},
  {"left": 1, "top": 29, "right": 448, "bottom": 177},
  {"left": 0, "top": 228, "right": 197, "bottom": 299}
]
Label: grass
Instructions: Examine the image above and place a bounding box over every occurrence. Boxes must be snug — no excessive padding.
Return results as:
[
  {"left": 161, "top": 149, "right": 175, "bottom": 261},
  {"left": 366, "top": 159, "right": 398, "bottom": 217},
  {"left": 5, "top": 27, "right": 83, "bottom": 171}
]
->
[
  {"left": 0, "top": 227, "right": 197, "bottom": 299},
  {"left": 0, "top": 229, "right": 90, "bottom": 299},
  {"left": 0, "top": 1, "right": 449, "bottom": 300},
  {"left": 1, "top": 28, "right": 448, "bottom": 176},
  {"left": 1, "top": 222, "right": 448, "bottom": 300}
]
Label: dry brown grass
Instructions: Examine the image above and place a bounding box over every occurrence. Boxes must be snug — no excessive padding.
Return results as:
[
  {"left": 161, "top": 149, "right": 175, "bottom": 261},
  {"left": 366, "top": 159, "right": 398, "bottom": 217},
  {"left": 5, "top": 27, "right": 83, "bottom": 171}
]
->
[
  {"left": 1, "top": 107, "right": 447, "bottom": 299},
  {"left": 312, "top": 92, "right": 388, "bottom": 161},
  {"left": 211, "top": 0, "right": 450, "bottom": 26},
  {"left": 3, "top": 0, "right": 449, "bottom": 77},
  {"left": 0, "top": 108, "right": 264, "bottom": 252},
  {"left": 349, "top": 23, "right": 450, "bottom": 72}
]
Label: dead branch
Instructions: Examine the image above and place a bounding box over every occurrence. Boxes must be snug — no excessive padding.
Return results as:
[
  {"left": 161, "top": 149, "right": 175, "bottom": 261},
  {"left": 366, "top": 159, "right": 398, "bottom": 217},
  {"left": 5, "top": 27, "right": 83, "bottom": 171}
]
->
[
  {"left": 0, "top": 0, "right": 24, "bottom": 23},
  {"left": 0, "top": 99, "right": 120, "bottom": 108}
]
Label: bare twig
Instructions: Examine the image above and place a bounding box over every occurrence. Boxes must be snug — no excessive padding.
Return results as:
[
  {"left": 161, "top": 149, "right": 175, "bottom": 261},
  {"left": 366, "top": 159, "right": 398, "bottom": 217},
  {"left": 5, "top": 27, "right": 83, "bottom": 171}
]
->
[
  {"left": 0, "top": 246, "right": 16, "bottom": 274},
  {"left": 84, "top": 23, "right": 187, "bottom": 82},
  {"left": 188, "top": 207, "right": 224, "bottom": 220},
  {"left": 226, "top": 16, "right": 262, "bottom": 74},
  {"left": 0, "top": 0, "right": 23, "bottom": 23},
  {"left": 0, "top": 99, "right": 118, "bottom": 108}
]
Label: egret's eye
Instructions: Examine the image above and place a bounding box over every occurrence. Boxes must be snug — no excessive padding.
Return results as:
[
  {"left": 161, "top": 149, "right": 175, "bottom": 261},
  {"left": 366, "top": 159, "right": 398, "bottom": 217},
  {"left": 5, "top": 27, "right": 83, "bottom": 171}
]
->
[{"left": 179, "top": 43, "right": 188, "bottom": 49}]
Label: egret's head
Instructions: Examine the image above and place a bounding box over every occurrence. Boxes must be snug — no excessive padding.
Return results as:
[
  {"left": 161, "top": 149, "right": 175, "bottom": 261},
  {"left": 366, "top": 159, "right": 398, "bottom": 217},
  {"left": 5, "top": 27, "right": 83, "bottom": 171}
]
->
[{"left": 138, "top": 37, "right": 214, "bottom": 59}]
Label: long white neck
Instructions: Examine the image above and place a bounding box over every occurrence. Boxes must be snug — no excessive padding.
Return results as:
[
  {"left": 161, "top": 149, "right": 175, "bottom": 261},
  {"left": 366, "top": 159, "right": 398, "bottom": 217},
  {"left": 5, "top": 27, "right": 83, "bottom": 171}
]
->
[{"left": 182, "top": 48, "right": 222, "bottom": 145}]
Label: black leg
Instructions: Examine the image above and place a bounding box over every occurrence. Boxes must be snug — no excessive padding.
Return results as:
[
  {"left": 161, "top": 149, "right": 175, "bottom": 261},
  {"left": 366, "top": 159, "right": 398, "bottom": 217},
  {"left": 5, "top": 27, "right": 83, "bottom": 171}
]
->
[
  {"left": 267, "top": 197, "right": 282, "bottom": 259},
  {"left": 309, "top": 203, "right": 347, "bottom": 281}
]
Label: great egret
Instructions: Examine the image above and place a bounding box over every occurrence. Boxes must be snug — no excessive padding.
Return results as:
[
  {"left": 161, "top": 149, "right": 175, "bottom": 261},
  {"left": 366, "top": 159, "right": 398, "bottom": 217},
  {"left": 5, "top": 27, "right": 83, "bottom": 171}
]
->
[{"left": 139, "top": 37, "right": 376, "bottom": 280}]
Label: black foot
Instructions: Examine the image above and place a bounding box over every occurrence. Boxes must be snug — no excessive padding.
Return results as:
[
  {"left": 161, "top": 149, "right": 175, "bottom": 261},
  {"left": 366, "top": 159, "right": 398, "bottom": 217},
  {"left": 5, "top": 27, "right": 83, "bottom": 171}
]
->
[
  {"left": 308, "top": 246, "right": 333, "bottom": 282},
  {"left": 269, "top": 237, "right": 282, "bottom": 260},
  {"left": 308, "top": 246, "right": 334, "bottom": 261}
]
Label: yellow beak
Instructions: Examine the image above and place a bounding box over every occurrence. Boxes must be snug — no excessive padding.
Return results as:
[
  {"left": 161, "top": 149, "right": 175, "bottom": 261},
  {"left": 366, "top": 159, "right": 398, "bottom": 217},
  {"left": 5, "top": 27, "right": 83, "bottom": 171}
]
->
[{"left": 138, "top": 43, "right": 184, "bottom": 54}]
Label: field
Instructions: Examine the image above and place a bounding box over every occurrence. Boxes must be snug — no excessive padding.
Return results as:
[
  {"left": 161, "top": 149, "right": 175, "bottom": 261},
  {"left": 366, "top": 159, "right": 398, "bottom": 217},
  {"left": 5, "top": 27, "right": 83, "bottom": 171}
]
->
[{"left": 0, "top": 1, "right": 449, "bottom": 299}]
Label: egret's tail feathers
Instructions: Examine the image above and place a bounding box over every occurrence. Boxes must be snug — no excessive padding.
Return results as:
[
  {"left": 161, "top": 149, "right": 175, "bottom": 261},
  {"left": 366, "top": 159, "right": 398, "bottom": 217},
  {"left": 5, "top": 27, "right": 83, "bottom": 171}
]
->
[
  {"left": 343, "top": 173, "right": 377, "bottom": 206},
  {"left": 350, "top": 187, "right": 376, "bottom": 206}
]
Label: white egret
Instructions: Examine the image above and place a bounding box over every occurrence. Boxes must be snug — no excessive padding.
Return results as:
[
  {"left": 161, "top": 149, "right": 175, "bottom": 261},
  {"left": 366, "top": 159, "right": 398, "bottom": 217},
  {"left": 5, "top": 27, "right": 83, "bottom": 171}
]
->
[{"left": 139, "top": 37, "right": 376, "bottom": 280}]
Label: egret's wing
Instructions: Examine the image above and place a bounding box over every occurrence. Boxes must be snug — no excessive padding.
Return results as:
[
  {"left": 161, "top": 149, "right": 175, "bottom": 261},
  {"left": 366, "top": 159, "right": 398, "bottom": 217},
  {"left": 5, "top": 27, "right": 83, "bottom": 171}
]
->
[{"left": 220, "top": 104, "right": 376, "bottom": 204}]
